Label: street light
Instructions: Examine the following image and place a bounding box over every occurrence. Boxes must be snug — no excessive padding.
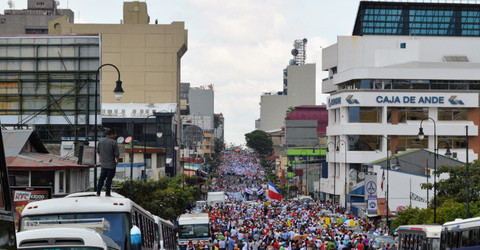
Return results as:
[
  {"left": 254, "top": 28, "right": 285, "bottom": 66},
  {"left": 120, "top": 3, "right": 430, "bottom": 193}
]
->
[
  {"left": 336, "top": 140, "right": 348, "bottom": 209},
  {"left": 327, "top": 141, "right": 336, "bottom": 203},
  {"left": 386, "top": 154, "right": 400, "bottom": 233},
  {"left": 143, "top": 114, "right": 163, "bottom": 181},
  {"left": 418, "top": 117, "right": 438, "bottom": 223},
  {"left": 94, "top": 63, "right": 124, "bottom": 190}
]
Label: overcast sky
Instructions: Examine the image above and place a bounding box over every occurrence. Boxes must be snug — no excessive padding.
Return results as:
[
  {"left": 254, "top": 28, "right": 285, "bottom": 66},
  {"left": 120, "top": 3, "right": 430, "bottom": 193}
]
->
[{"left": 2, "top": 0, "right": 361, "bottom": 145}]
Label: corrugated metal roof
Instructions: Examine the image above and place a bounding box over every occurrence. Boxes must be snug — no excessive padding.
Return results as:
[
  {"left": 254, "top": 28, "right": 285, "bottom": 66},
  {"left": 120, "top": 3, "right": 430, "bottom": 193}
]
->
[
  {"left": 2, "top": 129, "right": 33, "bottom": 156},
  {"left": 6, "top": 152, "right": 87, "bottom": 170}
]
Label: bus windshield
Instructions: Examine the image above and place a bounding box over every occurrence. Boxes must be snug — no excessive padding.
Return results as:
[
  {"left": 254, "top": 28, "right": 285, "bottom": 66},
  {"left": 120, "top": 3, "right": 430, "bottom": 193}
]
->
[
  {"left": 179, "top": 224, "right": 209, "bottom": 239},
  {"left": 20, "top": 213, "right": 129, "bottom": 250}
]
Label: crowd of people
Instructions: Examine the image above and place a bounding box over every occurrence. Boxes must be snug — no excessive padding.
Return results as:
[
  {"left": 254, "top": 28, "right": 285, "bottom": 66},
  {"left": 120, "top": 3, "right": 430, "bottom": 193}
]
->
[{"left": 189, "top": 151, "right": 396, "bottom": 250}]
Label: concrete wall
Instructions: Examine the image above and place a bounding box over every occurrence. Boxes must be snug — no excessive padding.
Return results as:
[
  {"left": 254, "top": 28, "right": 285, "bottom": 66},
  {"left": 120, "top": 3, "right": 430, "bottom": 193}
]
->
[
  {"left": 260, "top": 94, "right": 287, "bottom": 131},
  {"left": 0, "top": 0, "right": 73, "bottom": 35},
  {"left": 285, "top": 120, "right": 318, "bottom": 147},
  {"left": 48, "top": 16, "right": 188, "bottom": 105},
  {"left": 189, "top": 88, "right": 214, "bottom": 130}
]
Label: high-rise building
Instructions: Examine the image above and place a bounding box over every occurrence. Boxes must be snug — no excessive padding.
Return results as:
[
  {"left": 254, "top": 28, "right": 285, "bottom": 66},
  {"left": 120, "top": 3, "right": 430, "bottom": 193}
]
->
[
  {"left": 259, "top": 39, "right": 316, "bottom": 131},
  {"left": 323, "top": 1, "right": 480, "bottom": 211},
  {"left": 0, "top": 0, "right": 73, "bottom": 34}
]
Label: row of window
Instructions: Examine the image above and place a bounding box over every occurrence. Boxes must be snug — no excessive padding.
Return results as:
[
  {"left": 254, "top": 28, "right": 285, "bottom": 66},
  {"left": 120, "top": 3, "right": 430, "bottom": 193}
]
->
[
  {"left": 341, "top": 79, "right": 480, "bottom": 91},
  {"left": 346, "top": 135, "right": 466, "bottom": 151},
  {"left": 359, "top": 7, "right": 480, "bottom": 36},
  {"left": 344, "top": 107, "right": 468, "bottom": 124}
]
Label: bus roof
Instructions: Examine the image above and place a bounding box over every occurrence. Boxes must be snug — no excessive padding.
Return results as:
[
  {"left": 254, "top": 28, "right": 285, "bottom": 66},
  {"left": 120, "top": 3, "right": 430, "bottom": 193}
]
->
[
  {"left": 443, "top": 217, "right": 480, "bottom": 230},
  {"left": 178, "top": 213, "right": 209, "bottom": 225},
  {"left": 17, "top": 228, "right": 107, "bottom": 249},
  {"left": 154, "top": 216, "right": 174, "bottom": 227},
  {"left": 396, "top": 225, "right": 442, "bottom": 238},
  {"left": 21, "top": 192, "right": 150, "bottom": 218}
]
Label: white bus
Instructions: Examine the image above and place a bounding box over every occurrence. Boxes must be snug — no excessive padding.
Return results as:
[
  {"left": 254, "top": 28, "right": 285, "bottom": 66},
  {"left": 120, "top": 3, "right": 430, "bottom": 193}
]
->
[
  {"left": 177, "top": 213, "right": 210, "bottom": 250},
  {"left": 396, "top": 224, "right": 441, "bottom": 250},
  {"left": 19, "top": 192, "right": 157, "bottom": 250},
  {"left": 154, "top": 216, "right": 177, "bottom": 250},
  {"left": 17, "top": 227, "right": 115, "bottom": 250},
  {"left": 441, "top": 217, "right": 480, "bottom": 249}
]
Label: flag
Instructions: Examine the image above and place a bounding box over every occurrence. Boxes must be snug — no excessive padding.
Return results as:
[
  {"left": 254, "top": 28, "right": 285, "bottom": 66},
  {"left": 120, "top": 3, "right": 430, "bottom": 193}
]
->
[
  {"left": 268, "top": 181, "right": 282, "bottom": 201},
  {"left": 381, "top": 170, "right": 385, "bottom": 191}
]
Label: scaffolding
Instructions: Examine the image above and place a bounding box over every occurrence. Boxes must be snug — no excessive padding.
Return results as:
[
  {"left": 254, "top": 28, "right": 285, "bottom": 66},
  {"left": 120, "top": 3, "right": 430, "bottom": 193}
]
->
[{"left": 0, "top": 35, "right": 100, "bottom": 143}]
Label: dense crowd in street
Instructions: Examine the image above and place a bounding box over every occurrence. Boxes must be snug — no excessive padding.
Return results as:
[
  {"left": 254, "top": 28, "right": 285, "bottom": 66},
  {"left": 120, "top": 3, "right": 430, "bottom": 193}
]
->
[{"left": 191, "top": 151, "right": 396, "bottom": 250}]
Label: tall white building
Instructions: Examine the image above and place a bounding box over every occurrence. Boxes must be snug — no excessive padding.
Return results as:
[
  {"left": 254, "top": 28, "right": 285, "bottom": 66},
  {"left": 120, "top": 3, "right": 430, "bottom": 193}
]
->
[
  {"left": 259, "top": 40, "right": 316, "bottom": 131},
  {"left": 323, "top": 1, "right": 480, "bottom": 210}
]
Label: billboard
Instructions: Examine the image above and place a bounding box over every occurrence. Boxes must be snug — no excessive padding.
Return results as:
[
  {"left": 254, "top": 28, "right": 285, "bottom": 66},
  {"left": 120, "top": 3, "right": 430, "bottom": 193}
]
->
[{"left": 11, "top": 187, "right": 51, "bottom": 230}]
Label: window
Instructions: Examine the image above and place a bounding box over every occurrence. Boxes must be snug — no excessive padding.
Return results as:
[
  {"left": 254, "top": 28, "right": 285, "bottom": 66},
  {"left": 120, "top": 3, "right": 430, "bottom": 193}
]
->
[
  {"left": 397, "top": 136, "right": 428, "bottom": 151},
  {"left": 389, "top": 107, "right": 428, "bottom": 123},
  {"left": 438, "top": 108, "right": 468, "bottom": 120},
  {"left": 348, "top": 135, "right": 381, "bottom": 151},
  {"left": 438, "top": 136, "right": 466, "bottom": 149},
  {"left": 31, "top": 171, "right": 54, "bottom": 186},
  {"left": 400, "top": 42, "right": 406, "bottom": 48},
  {"left": 349, "top": 107, "right": 382, "bottom": 123}
]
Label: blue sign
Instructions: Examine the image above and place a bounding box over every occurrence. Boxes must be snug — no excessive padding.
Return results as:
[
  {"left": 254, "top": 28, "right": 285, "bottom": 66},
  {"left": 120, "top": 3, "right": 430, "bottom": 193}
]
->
[{"left": 329, "top": 97, "right": 341, "bottom": 107}]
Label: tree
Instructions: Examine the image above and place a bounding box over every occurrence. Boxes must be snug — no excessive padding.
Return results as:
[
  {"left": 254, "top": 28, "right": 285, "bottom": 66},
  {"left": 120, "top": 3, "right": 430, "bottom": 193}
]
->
[
  {"left": 286, "top": 106, "right": 295, "bottom": 116},
  {"left": 245, "top": 130, "right": 273, "bottom": 156},
  {"left": 116, "top": 175, "right": 206, "bottom": 220},
  {"left": 214, "top": 138, "right": 224, "bottom": 155}
]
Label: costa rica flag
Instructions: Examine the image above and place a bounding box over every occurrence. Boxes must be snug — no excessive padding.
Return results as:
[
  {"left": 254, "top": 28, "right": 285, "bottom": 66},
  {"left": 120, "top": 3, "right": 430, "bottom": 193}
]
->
[{"left": 268, "top": 181, "right": 282, "bottom": 201}]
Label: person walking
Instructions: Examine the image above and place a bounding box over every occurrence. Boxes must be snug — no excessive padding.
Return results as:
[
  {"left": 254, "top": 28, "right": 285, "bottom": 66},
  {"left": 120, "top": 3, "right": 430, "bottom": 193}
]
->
[{"left": 96, "top": 128, "right": 119, "bottom": 196}]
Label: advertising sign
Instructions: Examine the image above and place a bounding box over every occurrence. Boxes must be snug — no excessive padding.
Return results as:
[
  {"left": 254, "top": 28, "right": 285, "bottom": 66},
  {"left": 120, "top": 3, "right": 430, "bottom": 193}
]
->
[
  {"left": 327, "top": 92, "right": 478, "bottom": 109},
  {"left": 11, "top": 188, "right": 51, "bottom": 230}
]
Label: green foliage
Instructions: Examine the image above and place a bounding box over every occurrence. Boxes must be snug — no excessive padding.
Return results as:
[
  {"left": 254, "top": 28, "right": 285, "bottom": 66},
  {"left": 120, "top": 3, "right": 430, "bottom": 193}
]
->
[
  {"left": 392, "top": 206, "right": 432, "bottom": 229},
  {"left": 286, "top": 106, "right": 295, "bottom": 116},
  {"left": 214, "top": 115, "right": 222, "bottom": 129},
  {"left": 116, "top": 175, "right": 206, "bottom": 220},
  {"left": 214, "top": 138, "right": 224, "bottom": 156},
  {"left": 245, "top": 130, "right": 273, "bottom": 156}
]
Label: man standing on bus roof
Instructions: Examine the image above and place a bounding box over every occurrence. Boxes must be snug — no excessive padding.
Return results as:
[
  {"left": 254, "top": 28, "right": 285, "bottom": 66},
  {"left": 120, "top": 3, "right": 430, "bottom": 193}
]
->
[{"left": 96, "top": 128, "right": 119, "bottom": 197}]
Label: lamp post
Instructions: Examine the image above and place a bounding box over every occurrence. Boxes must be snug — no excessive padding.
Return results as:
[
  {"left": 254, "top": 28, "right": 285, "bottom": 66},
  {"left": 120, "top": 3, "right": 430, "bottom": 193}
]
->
[
  {"left": 143, "top": 114, "right": 163, "bottom": 181},
  {"left": 337, "top": 140, "right": 347, "bottom": 209},
  {"left": 327, "top": 142, "right": 336, "bottom": 203},
  {"left": 300, "top": 149, "right": 311, "bottom": 196},
  {"left": 466, "top": 125, "right": 470, "bottom": 218},
  {"left": 386, "top": 154, "right": 400, "bottom": 233},
  {"left": 418, "top": 117, "right": 438, "bottom": 223},
  {"left": 93, "top": 63, "right": 124, "bottom": 190}
]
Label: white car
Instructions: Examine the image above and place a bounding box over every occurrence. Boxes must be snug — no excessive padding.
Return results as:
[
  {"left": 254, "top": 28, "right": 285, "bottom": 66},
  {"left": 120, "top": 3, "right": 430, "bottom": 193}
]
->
[{"left": 16, "top": 227, "right": 120, "bottom": 250}]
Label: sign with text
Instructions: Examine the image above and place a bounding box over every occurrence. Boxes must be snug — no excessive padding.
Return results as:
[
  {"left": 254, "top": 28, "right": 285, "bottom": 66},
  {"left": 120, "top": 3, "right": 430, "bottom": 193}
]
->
[
  {"left": 11, "top": 188, "right": 51, "bottom": 230},
  {"left": 327, "top": 92, "right": 478, "bottom": 109}
]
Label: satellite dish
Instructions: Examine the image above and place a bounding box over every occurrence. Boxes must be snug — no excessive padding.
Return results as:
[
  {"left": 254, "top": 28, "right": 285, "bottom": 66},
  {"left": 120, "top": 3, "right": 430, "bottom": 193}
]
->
[
  {"left": 303, "top": 38, "right": 308, "bottom": 44},
  {"left": 289, "top": 59, "right": 296, "bottom": 65},
  {"left": 294, "top": 41, "right": 302, "bottom": 49},
  {"left": 125, "top": 137, "right": 132, "bottom": 143},
  {"left": 117, "top": 137, "right": 125, "bottom": 143},
  {"left": 291, "top": 49, "right": 298, "bottom": 56},
  {"left": 55, "top": 0, "right": 60, "bottom": 6},
  {"left": 7, "top": 0, "right": 13, "bottom": 9}
]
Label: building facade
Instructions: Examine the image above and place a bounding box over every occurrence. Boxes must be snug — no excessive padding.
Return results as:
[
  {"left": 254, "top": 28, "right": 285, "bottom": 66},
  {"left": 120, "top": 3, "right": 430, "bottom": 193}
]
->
[
  {"left": 259, "top": 39, "right": 316, "bottom": 131},
  {"left": 0, "top": 35, "right": 100, "bottom": 143},
  {"left": 0, "top": 0, "right": 73, "bottom": 35},
  {"left": 323, "top": 1, "right": 480, "bottom": 207}
]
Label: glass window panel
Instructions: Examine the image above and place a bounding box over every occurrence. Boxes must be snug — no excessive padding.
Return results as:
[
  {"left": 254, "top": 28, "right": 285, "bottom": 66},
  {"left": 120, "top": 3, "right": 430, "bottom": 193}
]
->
[
  {"left": 349, "top": 107, "right": 359, "bottom": 123},
  {"left": 393, "top": 80, "right": 411, "bottom": 89},
  {"left": 348, "top": 135, "right": 381, "bottom": 151}
]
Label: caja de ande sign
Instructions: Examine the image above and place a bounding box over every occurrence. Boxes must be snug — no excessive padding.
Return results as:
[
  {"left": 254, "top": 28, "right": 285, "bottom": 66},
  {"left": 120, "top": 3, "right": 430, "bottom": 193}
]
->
[{"left": 376, "top": 96, "right": 445, "bottom": 104}]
